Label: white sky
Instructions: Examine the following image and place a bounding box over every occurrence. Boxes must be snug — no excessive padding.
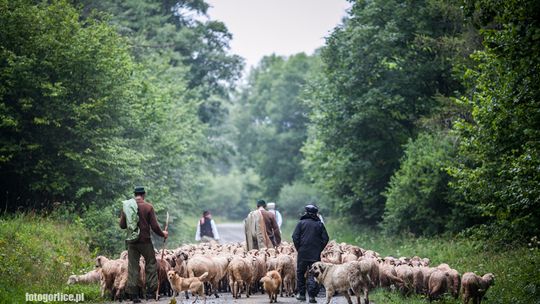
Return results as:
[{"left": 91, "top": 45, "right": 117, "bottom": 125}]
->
[{"left": 205, "top": 0, "right": 351, "bottom": 72}]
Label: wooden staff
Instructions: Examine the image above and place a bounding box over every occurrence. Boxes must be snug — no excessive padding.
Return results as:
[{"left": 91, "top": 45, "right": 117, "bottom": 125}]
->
[{"left": 156, "top": 211, "right": 169, "bottom": 301}]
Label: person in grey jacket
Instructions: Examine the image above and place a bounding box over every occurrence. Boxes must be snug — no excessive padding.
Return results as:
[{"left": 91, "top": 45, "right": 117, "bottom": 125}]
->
[{"left": 292, "top": 204, "right": 329, "bottom": 302}]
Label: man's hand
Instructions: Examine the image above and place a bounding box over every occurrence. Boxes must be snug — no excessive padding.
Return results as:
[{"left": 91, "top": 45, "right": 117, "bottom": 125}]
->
[{"left": 163, "top": 230, "right": 169, "bottom": 239}]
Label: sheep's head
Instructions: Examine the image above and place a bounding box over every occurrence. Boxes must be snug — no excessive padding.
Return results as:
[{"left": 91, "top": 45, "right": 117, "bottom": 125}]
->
[
  {"left": 67, "top": 275, "right": 77, "bottom": 285},
  {"left": 95, "top": 256, "right": 107, "bottom": 268},
  {"left": 483, "top": 273, "right": 495, "bottom": 286}
]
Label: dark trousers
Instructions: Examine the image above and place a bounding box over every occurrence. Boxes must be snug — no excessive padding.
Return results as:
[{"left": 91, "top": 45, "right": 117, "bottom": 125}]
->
[
  {"left": 296, "top": 260, "right": 320, "bottom": 298},
  {"left": 127, "top": 242, "right": 158, "bottom": 296}
]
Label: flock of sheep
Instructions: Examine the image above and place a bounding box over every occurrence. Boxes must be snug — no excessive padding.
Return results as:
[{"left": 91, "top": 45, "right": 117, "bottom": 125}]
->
[{"left": 67, "top": 240, "right": 494, "bottom": 303}]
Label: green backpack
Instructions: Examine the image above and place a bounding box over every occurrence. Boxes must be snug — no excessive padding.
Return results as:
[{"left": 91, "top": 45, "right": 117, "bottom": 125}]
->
[{"left": 122, "top": 199, "right": 140, "bottom": 242}]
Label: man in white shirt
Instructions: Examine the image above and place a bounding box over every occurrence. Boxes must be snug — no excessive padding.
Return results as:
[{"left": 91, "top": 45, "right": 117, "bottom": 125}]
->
[
  {"left": 195, "top": 210, "right": 220, "bottom": 242},
  {"left": 267, "top": 202, "right": 283, "bottom": 229}
]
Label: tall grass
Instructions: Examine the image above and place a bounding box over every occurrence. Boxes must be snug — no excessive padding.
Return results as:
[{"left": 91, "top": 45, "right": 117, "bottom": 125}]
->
[{"left": 0, "top": 214, "right": 101, "bottom": 303}]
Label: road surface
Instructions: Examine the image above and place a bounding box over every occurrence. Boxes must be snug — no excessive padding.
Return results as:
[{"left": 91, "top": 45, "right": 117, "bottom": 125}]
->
[{"left": 217, "top": 222, "right": 246, "bottom": 243}]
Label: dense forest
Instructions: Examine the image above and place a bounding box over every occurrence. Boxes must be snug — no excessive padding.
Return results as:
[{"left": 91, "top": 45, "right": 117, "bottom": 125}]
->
[{"left": 1, "top": 0, "right": 539, "bottom": 251}]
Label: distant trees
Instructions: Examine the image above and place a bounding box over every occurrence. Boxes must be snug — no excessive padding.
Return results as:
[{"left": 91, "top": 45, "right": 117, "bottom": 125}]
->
[{"left": 233, "top": 53, "right": 320, "bottom": 197}]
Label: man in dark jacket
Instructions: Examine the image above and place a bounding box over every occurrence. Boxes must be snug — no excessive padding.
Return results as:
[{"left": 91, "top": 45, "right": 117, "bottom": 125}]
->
[
  {"left": 120, "top": 186, "right": 168, "bottom": 303},
  {"left": 292, "top": 204, "right": 329, "bottom": 303}
]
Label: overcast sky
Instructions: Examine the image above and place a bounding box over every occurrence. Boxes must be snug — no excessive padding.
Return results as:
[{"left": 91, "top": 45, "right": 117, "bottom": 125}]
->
[{"left": 205, "top": 0, "right": 351, "bottom": 72}]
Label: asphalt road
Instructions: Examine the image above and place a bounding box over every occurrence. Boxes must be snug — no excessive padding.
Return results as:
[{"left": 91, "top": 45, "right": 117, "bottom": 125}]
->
[
  {"left": 152, "top": 293, "right": 354, "bottom": 304},
  {"left": 217, "top": 222, "right": 246, "bottom": 244}
]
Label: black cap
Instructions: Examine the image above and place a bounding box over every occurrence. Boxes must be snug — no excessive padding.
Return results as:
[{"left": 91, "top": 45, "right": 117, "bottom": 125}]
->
[
  {"left": 134, "top": 186, "right": 146, "bottom": 194},
  {"left": 203, "top": 210, "right": 210, "bottom": 216},
  {"left": 257, "top": 199, "right": 266, "bottom": 207},
  {"left": 305, "top": 204, "right": 318, "bottom": 214}
]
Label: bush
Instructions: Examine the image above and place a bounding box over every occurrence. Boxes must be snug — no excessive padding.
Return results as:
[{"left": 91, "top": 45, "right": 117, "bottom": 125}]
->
[
  {"left": 382, "top": 131, "right": 477, "bottom": 236},
  {"left": 0, "top": 214, "right": 100, "bottom": 303}
]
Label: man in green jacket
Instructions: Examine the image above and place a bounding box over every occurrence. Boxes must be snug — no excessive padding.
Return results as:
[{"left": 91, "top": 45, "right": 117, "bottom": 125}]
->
[{"left": 120, "top": 186, "right": 168, "bottom": 302}]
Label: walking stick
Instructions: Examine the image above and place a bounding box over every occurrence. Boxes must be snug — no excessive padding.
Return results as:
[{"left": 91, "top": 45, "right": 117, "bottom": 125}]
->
[{"left": 156, "top": 211, "right": 169, "bottom": 301}]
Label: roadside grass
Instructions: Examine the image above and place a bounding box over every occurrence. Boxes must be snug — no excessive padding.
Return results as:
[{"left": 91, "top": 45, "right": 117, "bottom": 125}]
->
[{"left": 0, "top": 214, "right": 101, "bottom": 303}]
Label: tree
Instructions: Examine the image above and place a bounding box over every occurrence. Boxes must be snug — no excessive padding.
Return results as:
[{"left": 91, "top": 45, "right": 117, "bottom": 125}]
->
[
  {"left": 0, "top": 0, "right": 143, "bottom": 208},
  {"left": 303, "top": 0, "right": 467, "bottom": 224},
  {"left": 233, "top": 53, "right": 320, "bottom": 197},
  {"left": 450, "top": 0, "right": 540, "bottom": 242}
]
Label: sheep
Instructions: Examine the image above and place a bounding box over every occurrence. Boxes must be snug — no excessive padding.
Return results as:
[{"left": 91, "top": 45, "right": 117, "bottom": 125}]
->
[
  {"left": 95, "top": 255, "right": 123, "bottom": 299},
  {"left": 67, "top": 269, "right": 101, "bottom": 285},
  {"left": 428, "top": 269, "right": 450, "bottom": 301},
  {"left": 227, "top": 256, "right": 253, "bottom": 299},
  {"left": 395, "top": 264, "right": 414, "bottom": 296},
  {"left": 357, "top": 257, "right": 380, "bottom": 289},
  {"left": 437, "top": 263, "right": 461, "bottom": 298},
  {"left": 461, "top": 272, "right": 495, "bottom": 304},
  {"left": 276, "top": 254, "right": 296, "bottom": 297},
  {"left": 187, "top": 255, "right": 220, "bottom": 298},
  {"left": 379, "top": 263, "right": 403, "bottom": 289}
]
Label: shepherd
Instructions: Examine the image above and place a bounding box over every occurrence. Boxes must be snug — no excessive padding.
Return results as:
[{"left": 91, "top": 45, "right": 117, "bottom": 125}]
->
[
  {"left": 120, "top": 186, "right": 168, "bottom": 303},
  {"left": 244, "top": 199, "right": 281, "bottom": 250}
]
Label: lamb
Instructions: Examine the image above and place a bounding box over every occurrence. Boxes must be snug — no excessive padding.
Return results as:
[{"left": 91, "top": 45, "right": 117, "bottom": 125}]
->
[
  {"left": 67, "top": 269, "right": 101, "bottom": 285},
  {"left": 461, "top": 272, "right": 495, "bottom": 304},
  {"left": 260, "top": 270, "right": 282, "bottom": 303}
]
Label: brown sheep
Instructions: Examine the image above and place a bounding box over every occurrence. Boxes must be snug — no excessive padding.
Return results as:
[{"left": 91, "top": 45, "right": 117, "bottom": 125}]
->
[
  {"left": 421, "top": 266, "right": 438, "bottom": 294},
  {"left": 461, "top": 272, "right": 495, "bottom": 304},
  {"left": 95, "top": 255, "right": 123, "bottom": 299},
  {"left": 156, "top": 257, "right": 172, "bottom": 297},
  {"left": 187, "top": 255, "right": 220, "bottom": 298},
  {"left": 227, "top": 256, "right": 253, "bottom": 299},
  {"left": 437, "top": 264, "right": 461, "bottom": 298},
  {"left": 428, "top": 269, "right": 450, "bottom": 301},
  {"left": 379, "top": 263, "right": 403, "bottom": 289},
  {"left": 395, "top": 264, "right": 414, "bottom": 296},
  {"left": 411, "top": 266, "right": 425, "bottom": 294},
  {"left": 276, "top": 254, "right": 296, "bottom": 297},
  {"left": 357, "top": 257, "right": 380, "bottom": 289}
]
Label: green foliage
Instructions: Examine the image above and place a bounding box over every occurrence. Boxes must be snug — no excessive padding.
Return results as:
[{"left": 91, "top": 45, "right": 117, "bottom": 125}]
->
[
  {"left": 303, "top": 0, "right": 468, "bottom": 224},
  {"left": 450, "top": 0, "right": 540, "bottom": 243},
  {"left": 0, "top": 0, "right": 143, "bottom": 207},
  {"left": 0, "top": 0, "right": 210, "bottom": 253},
  {"left": 195, "top": 169, "right": 263, "bottom": 220},
  {"left": 0, "top": 214, "right": 100, "bottom": 303},
  {"left": 233, "top": 53, "right": 320, "bottom": 197},
  {"left": 383, "top": 131, "right": 474, "bottom": 236},
  {"left": 324, "top": 220, "right": 540, "bottom": 304},
  {"left": 277, "top": 181, "right": 324, "bottom": 219}
]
